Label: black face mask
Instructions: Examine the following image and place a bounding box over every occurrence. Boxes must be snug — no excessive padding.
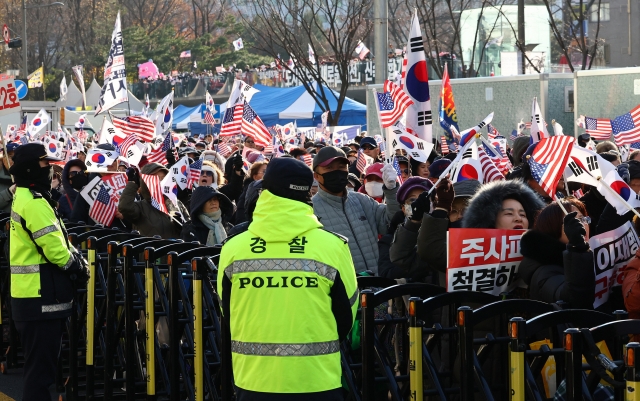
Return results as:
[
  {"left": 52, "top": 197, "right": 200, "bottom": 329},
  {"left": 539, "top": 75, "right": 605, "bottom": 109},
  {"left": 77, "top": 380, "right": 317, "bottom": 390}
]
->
[
  {"left": 70, "top": 173, "right": 88, "bottom": 190},
  {"left": 320, "top": 170, "right": 349, "bottom": 194}
]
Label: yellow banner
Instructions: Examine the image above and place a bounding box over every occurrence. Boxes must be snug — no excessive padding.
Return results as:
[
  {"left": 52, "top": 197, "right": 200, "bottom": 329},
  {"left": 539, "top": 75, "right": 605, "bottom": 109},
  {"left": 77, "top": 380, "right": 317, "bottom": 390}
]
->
[{"left": 28, "top": 66, "right": 43, "bottom": 88}]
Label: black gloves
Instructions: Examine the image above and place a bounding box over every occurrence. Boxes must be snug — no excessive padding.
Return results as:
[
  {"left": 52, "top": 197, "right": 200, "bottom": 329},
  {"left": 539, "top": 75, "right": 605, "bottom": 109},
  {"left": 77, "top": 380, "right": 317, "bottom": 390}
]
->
[
  {"left": 563, "top": 211, "right": 589, "bottom": 251},
  {"left": 67, "top": 252, "right": 90, "bottom": 285},
  {"left": 166, "top": 147, "right": 177, "bottom": 166},
  {"left": 126, "top": 167, "right": 140, "bottom": 186},
  {"left": 434, "top": 179, "right": 455, "bottom": 213},
  {"left": 410, "top": 190, "right": 430, "bottom": 222},
  {"left": 617, "top": 163, "right": 630, "bottom": 184},
  {"left": 232, "top": 154, "right": 244, "bottom": 172}
]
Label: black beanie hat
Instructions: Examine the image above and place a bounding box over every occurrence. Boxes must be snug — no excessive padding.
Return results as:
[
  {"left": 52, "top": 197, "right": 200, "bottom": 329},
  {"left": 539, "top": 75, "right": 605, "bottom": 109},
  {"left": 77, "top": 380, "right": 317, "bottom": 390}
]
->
[{"left": 263, "top": 157, "right": 313, "bottom": 204}]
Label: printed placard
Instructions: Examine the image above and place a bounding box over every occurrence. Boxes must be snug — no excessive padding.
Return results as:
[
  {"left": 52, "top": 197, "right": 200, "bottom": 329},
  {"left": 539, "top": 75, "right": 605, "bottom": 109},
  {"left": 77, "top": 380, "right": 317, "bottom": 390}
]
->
[{"left": 447, "top": 228, "right": 525, "bottom": 295}]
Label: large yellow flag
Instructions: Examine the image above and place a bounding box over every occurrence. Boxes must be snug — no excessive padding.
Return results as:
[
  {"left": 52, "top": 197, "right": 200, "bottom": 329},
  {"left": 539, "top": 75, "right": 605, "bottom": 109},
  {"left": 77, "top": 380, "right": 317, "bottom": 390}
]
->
[{"left": 28, "top": 66, "right": 43, "bottom": 88}]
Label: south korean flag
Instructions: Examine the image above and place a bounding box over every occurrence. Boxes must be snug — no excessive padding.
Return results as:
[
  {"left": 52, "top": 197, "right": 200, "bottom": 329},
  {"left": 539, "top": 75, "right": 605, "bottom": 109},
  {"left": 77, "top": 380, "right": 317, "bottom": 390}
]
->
[{"left": 401, "top": 10, "right": 432, "bottom": 143}]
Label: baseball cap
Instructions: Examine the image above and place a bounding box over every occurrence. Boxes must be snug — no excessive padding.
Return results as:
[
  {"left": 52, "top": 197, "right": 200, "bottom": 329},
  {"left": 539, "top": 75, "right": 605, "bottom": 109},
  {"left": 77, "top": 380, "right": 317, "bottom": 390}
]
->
[
  {"left": 263, "top": 157, "right": 314, "bottom": 203},
  {"left": 360, "top": 137, "right": 378, "bottom": 148},
  {"left": 429, "top": 159, "right": 451, "bottom": 178},
  {"left": 312, "top": 146, "right": 349, "bottom": 170},
  {"left": 12, "top": 143, "right": 63, "bottom": 163},
  {"left": 453, "top": 180, "right": 482, "bottom": 198},
  {"left": 364, "top": 162, "right": 384, "bottom": 180}
]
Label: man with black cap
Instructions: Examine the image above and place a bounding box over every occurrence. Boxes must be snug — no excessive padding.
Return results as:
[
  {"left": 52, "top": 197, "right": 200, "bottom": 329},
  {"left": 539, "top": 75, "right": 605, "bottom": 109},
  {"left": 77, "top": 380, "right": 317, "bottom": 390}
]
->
[
  {"left": 312, "top": 146, "right": 401, "bottom": 273},
  {"left": 218, "top": 157, "right": 357, "bottom": 401},
  {"left": 9, "top": 143, "right": 89, "bottom": 400}
]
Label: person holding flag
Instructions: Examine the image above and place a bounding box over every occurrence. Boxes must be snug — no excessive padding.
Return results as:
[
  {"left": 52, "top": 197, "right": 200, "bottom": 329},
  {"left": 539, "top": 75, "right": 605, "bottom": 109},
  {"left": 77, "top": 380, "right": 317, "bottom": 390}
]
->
[
  {"left": 118, "top": 162, "right": 190, "bottom": 239},
  {"left": 312, "top": 146, "right": 401, "bottom": 273}
]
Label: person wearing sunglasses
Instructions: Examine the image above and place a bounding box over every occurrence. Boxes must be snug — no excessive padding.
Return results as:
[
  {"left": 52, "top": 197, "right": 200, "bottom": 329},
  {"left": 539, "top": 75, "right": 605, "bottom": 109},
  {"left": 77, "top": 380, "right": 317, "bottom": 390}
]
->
[
  {"left": 244, "top": 136, "right": 256, "bottom": 149},
  {"left": 198, "top": 161, "right": 224, "bottom": 189},
  {"left": 359, "top": 137, "right": 381, "bottom": 162},
  {"left": 58, "top": 159, "right": 88, "bottom": 221}
]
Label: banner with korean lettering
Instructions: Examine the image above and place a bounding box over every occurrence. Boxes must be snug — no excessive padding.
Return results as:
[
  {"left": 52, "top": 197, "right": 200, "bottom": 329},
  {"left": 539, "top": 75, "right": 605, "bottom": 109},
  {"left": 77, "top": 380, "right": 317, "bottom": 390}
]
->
[
  {"left": 447, "top": 228, "right": 525, "bottom": 295},
  {"left": 95, "top": 12, "right": 128, "bottom": 115},
  {"left": 0, "top": 75, "right": 21, "bottom": 117},
  {"left": 589, "top": 221, "right": 639, "bottom": 309}
]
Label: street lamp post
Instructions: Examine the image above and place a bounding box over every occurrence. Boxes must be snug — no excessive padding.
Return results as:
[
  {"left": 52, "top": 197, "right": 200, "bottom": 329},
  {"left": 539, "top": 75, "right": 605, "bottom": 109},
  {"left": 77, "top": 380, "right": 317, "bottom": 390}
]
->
[{"left": 22, "top": 1, "right": 64, "bottom": 79}]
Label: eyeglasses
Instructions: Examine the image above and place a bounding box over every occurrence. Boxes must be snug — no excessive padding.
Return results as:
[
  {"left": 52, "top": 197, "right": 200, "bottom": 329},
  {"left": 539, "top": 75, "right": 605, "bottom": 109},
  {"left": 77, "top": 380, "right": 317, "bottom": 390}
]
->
[
  {"left": 245, "top": 140, "right": 255, "bottom": 144},
  {"left": 362, "top": 145, "right": 376, "bottom": 150},
  {"left": 201, "top": 171, "right": 214, "bottom": 177},
  {"left": 401, "top": 168, "right": 409, "bottom": 174},
  {"left": 69, "top": 171, "right": 82, "bottom": 177},
  {"left": 577, "top": 216, "right": 591, "bottom": 224}
]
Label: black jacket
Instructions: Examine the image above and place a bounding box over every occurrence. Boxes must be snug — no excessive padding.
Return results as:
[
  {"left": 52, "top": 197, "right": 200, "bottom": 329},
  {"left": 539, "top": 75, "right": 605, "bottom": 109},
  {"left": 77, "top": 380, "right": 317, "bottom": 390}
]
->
[
  {"left": 181, "top": 217, "right": 233, "bottom": 245},
  {"left": 518, "top": 230, "right": 595, "bottom": 309},
  {"left": 579, "top": 187, "right": 607, "bottom": 232}
]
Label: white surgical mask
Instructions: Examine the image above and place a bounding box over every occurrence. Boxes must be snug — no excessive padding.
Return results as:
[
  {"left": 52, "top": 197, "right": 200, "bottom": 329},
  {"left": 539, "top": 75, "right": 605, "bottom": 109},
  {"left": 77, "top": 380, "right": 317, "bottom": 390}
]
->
[{"left": 364, "top": 181, "right": 384, "bottom": 198}]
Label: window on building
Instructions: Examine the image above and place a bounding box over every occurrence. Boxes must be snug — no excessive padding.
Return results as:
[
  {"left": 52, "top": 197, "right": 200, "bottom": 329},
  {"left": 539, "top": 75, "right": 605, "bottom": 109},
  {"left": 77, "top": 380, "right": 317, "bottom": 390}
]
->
[{"left": 590, "top": 3, "right": 610, "bottom": 21}]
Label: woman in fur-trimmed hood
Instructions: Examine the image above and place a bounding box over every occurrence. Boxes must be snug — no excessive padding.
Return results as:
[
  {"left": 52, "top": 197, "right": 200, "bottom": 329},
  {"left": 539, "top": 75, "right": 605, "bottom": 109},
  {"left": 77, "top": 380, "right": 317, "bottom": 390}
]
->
[{"left": 462, "top": 180, "right": 546, "bottom": 229}]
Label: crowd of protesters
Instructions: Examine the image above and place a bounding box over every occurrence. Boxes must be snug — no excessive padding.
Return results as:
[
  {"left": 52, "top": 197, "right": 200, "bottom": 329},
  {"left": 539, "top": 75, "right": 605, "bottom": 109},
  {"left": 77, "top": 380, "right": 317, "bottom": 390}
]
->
[
  {"left": 12, "top": 129, "right": 637, "bottom": 316},
  {"left": 8, "top": 126, "right": 640, "bottom": 400}
]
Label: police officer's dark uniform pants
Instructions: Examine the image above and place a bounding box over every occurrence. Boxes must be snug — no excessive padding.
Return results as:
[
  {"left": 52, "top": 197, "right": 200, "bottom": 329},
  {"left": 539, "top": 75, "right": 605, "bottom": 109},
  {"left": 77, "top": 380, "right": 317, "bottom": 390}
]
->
[{"left": 14, "top": 318, "right": 64, "bottom": 401}]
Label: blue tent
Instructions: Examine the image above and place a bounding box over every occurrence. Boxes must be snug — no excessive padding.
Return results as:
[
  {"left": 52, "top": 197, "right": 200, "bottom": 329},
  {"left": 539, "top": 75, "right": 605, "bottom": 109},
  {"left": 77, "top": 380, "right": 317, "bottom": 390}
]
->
[
  {"left": 220, "top": 83, "right": 366, "bottom": 127},
  {"left": 172, "top": 104, "right": 210, "bottom": 135}
]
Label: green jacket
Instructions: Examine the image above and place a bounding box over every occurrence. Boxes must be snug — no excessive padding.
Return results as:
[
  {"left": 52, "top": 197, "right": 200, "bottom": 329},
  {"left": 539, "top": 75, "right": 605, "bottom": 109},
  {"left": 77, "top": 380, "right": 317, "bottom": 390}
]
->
[
  {"left": 10, "top": 187, "right": 75, "bottom": 321},
  {"left": 217, "top": 190, "right": 358, "bottom": 394}
]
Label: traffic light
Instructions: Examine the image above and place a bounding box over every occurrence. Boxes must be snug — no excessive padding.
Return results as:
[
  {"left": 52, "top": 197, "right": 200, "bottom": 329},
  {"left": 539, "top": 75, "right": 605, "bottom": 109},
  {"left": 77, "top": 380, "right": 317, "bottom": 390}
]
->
[{"left": 7, "top": 38, "right": 21, "bottom": 49}]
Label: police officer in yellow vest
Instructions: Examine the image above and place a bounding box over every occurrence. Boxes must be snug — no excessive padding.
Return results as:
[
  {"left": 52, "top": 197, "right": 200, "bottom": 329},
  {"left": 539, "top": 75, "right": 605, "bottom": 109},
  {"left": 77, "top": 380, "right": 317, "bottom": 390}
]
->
[
  {"left": 9, "top": 143, "right": 88, "bottom": 401},
  {"left": 218, "top": 156, "right": 358, "bottom": 401}
]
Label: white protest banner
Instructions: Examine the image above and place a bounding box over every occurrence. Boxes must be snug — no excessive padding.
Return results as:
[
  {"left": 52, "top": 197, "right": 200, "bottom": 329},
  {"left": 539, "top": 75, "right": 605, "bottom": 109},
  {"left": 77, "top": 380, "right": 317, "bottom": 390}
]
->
[
  {"left": 80, "top": 176, "right": 109, "bottom": 206},
  {"left": 0, "top": 75, "right": 21, "bottom": 117},
  {"left": 447, "top": 228, "right": 525, "bottom": 295},
  {"left": 589, "top": 221, "right": 640, "bottom": 308},
  {"left": 95, "top": 12, "right": 128, "bottom": 115}
]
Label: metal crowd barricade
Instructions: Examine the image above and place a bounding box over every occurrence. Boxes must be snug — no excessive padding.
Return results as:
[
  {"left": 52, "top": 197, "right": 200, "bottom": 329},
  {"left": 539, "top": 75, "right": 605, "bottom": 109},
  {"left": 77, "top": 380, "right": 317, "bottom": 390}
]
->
[
  {"left": 508, "top": 309, "right": 613, "bottom": 400},
  {"left": 456, "top": 299, "right": 556, "bottom": 401},
  {"left": 359, "top": 283, "right": 445, "bottom": 401},
  {"left": 405, "top": 291, "right": 502, "bottom": 400}
]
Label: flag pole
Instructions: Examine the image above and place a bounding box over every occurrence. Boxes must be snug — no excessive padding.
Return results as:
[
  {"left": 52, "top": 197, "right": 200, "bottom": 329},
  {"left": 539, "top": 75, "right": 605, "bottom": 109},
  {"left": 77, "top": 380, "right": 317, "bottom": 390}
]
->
[
  {"left": 370, "top": 87, "right": 391, "bottom": 164},
  {"left": 597, "top": 176, "right": 640, "bottom": 219},
  {"left": 42, "top": 63, "right": 46, "bottom": 101},
  {"left": 554, "top": 196, "right": 569, "bottom": 215}
]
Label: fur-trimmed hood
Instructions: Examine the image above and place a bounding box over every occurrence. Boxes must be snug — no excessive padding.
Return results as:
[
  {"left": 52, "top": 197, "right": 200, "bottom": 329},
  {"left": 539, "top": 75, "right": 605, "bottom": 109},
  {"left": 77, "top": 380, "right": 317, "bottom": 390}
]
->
[{"left": 461, "top": 179, "right": 546, "bottom": 229}]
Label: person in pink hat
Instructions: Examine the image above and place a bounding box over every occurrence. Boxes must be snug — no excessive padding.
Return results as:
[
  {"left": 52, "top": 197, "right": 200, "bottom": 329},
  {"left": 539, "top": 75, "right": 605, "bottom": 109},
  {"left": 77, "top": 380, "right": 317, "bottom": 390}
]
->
[{"left": 359, "top": 163, "right": 386, "bottom": 202}]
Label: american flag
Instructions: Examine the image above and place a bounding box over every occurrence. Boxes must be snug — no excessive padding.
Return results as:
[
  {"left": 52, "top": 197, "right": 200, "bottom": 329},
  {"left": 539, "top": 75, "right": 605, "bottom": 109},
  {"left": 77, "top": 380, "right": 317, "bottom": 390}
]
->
[
  {"left": 220, "top": 105, "right": 243, "bottom": 137},
  {"left": 216, "top": 140, "right": 233, "bottom": 158},
  {"left": 19, "top": 114, "right": 27, "bottom": 131},
  {"left": 376, "top": 80, "right": 413, "bottom": 128},
  {"left": 392, "top": 157, "right": 404, "bottom": 184},
  {"left": 115, "top": 134, "right": 138, "bottom": 157},
  {"left": 146, "top": 132, "right": 173, "bottom": 165},
  {"left": 477, "top": 146, "right": 505, "bottom": 183},
  {"left": 510, "top": 129, "right": 518, "bottom": 142},
  {"left": 241, "top": 102, "right": 272, "bottom": 148},
  {"left": 573, "top": 189, "right": 584, "bottom": 199},
  {"left": 611, "top": 105, "right": 640, "bottom": 145},
  {"left": 140, "top": 173, "right": 168, "bottom": 214},
  {"left": 188, "top": 159, "right": 203, "bottom": 188},
  {"left": 355, "top": 149, "right": 367, "bottom": 174},
  {"left": 112, "top": 115, "right": 156, "bottom": 142},
  {"left": 584, "top": 117, "right": 613, "bottom": 140},
  {"left": 299, "top": 154, "right": 313, "bottom": 167},
  {"left": 441, "top": 136, "right": 450, "bottom": 154},
  {"left": 89, "top": 184, "right": 117, "bottom": 226},
  {"left": 204, "top": 110, "right": 216, "bottom": 125},
  {"left": 524, "top": 122, "right": 531, "bottom": 129},
  {"left": 631, "top": 142, "right": 640, "bottom": 150},
  {"left": 487, "top": 123, "right": 499, "bottom": 139},
  {"left": 527, "top": 136, "right": 575, "bottom": 197}
]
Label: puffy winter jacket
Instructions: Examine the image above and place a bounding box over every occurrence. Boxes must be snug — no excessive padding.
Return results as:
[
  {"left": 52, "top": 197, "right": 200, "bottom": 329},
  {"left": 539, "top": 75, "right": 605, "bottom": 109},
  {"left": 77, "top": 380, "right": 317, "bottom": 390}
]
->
[
  {"left": 518, "top": 230, "right": 595, "bottom": 309},
  {"left": 118, "top": 181, "right": 189, "bottom": 239},
  {"left": 312, "top": 185, "right": 400, "bottom": 273}
]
